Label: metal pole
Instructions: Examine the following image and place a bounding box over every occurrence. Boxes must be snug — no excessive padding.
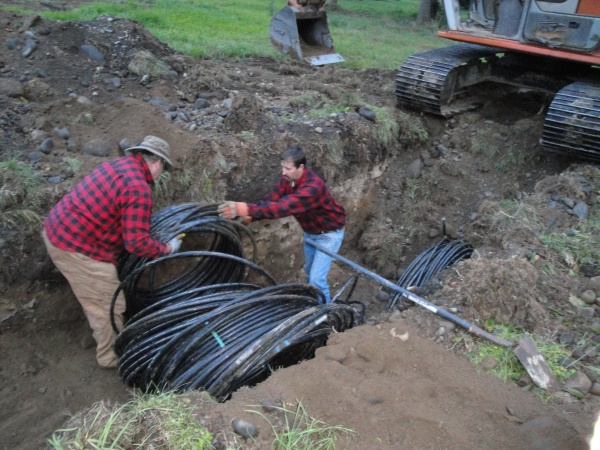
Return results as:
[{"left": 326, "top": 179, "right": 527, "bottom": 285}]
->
[{"left": 306, "top": 238, "right": 513, "bottom": 347}]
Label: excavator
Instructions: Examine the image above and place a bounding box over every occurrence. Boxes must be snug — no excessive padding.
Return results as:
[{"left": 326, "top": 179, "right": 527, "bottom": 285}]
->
[
  {"left": 396, "top": 0, "right": 600, "bottom": 162},
  {"left": 269, "top": 0, "right": 344, "bottom": 65}
]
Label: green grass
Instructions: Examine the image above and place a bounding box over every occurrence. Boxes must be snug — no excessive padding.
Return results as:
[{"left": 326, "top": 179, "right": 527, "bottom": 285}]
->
[
  {"left": 6, "top": 0, "right": 447, "bottom": 69},
  {"left": 0, "top": 156, "right": 44, "bottom": 229},
  {"left": 248, "top": 400, "right": 354, "bottom": 450},
  {"left": 48, "top": 392, "right": 213, "bottom": 450},
  {"left": 465, "top": 323, "right": 576, "bottom": 386},
  {"left": 541, "top": 219, "right": 600, "bottom": 272}
]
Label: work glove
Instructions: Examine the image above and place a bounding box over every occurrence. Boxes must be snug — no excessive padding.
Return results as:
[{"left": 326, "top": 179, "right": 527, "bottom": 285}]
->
[
  {"left": 218, "top": 201, "right": 249, "bottom": 220},
  {"left": 168, "top": 234, "right": 184, "bottom": 254}
]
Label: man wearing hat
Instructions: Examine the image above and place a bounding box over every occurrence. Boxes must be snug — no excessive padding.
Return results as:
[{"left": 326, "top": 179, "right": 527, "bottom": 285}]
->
[{"left": 42, "top": 135, "right": 182, "bottom": 368}]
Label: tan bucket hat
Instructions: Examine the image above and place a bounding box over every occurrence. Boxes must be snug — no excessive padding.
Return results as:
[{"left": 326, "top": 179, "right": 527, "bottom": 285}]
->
[{"left": 125, "top": 135, "right": 174, "bottom": 169}]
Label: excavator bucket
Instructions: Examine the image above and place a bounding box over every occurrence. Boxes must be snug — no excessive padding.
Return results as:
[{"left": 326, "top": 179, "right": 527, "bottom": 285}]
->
[{"left": 269, "top": 6, "right": 344, "bottom": 66}]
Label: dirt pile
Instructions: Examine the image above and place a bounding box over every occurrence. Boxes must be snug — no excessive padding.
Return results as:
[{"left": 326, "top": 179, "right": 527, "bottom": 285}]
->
[{"left": 0, "top": 7, "right": 599, "bottom": 450}]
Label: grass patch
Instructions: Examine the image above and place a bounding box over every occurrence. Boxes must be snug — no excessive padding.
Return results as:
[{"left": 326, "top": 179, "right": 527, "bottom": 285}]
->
[
  {"left": 0, "top": 155, "right": 44, "bottom": 230},
  {"left": 48, "top": 392, "right": 213, "bottom": 450},
  {"left": 153, "top": 170, "right": 171, "bottom": 200},
  {"left": 370, "top": 106, "right": 400, "bottom": 148},
  {"left": 248, "top": 400, "right": 354, "bottom": 450},
  {"left": 405, "top": 179, "right": 422, "bottom": 201},
  {"left": 11, "top": 0, "right": 448, "bottom": 70},
  {"left": 540, "top": 219, "right": 600, "bottom": 274},
  {"left": 465, "top": 323, "right": 576, "bottom": 385},
  {"left": 470, "top": 128, "right": 501, "bottom": 157},
  {"left": 62, "top": 157, "right": 82, "bottom": 176},
  {"left": 128, "top": 50, "right": 172, "bottom": 78},
  {"left": 396, "top": 110, "right": 428, "bottom": 145}
]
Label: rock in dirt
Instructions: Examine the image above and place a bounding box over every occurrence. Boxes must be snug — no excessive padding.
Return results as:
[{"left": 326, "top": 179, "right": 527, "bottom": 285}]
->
[{"left": 231, "top": 417, "right": 258, "bottom": 438}]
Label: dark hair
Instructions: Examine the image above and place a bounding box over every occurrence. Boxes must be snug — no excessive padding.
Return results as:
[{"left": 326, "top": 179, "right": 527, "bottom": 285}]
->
[{"left": 280, "top": 145, "right": 307, "bottom": 168}]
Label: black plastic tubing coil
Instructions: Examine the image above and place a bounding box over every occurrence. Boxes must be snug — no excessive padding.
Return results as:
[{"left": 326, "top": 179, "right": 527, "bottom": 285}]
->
[
  {"left": 112, "top": 203, "right": 357, "bottom": 401},
  {"left": 387, "top": 238, "right": 473, "bottom": 311}
]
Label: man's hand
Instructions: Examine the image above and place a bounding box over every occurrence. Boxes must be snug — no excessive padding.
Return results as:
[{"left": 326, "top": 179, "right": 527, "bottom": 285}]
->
[
  {"left": 218, "top": 201, "right": 249, "bottom": 220},
  {"left": 235, "top": 216, "right": 253, "bottom": 225},
  {"left": 168, "top": 234, "right": 184, "bottom": 254}
]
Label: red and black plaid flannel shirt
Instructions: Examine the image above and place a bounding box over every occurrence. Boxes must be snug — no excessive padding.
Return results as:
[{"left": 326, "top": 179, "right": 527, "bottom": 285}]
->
[
  {"left": 248, "top": 169, "right": 345, "bottom": 234},
  {"left": 44, "top": 153, "right": 169, "bottom": 265}
]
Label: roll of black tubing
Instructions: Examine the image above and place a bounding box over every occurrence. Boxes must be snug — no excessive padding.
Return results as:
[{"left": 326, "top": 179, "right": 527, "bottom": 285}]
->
[
  {"left": 387, "top": 238, "right": 473, "bottom": 310},
  {"left": 115, "top": 283, "right": 355, "bottom": 398},
  {"left": 116, "top": 284, "right": 319, "bottom": 375},
  {"left": 117, "top": 203, "right": 257, "bottom": 316},
  {"left": 110, "top": 250, "right": 277, "bottom": 334},
  {"left": 113, "top": 203, "right": 357, "bottom": 398}
]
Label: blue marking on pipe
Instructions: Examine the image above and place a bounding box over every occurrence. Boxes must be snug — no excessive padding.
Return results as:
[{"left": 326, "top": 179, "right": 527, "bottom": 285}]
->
[{"left": 211, "top": 330, "right": 225, "bottom": 347}]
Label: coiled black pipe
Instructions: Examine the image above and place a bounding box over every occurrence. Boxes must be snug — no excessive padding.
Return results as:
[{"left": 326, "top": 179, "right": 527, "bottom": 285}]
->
[
  {"left": 112, "top": 203, "right": 358, "bottom": 401},
  {"left": 118, "top": 203, "right": 258, "bottom": 318},
  {"left": 386, "top": 238, "right": 473, "bottom": 311},
  {"left": 114, "top": 283, "right": 355, "bottom": 400}
]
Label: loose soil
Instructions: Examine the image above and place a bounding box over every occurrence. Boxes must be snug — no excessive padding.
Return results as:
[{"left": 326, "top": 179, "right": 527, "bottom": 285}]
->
[{"left": 1, "top": 3, "right": 599, "bottom": 449}]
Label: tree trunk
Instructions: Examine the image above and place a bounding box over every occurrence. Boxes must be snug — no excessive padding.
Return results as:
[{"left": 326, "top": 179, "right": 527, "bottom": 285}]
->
[{"left": 417, "top": 0, "right": 432, "bottom": 25}]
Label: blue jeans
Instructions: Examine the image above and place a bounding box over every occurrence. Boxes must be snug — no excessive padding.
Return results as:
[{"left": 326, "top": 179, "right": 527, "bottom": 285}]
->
[{"left": 303, "top": 228, "right": 344, "bottom": 303}]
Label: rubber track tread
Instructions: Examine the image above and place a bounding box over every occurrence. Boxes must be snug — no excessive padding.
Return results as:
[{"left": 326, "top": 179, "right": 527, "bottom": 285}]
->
[
  {"left": 542, "top": 80, "right": 600, "bottom": 162},
  {"left": 395, "top": 44, "right": 499, "bottom": 116}
]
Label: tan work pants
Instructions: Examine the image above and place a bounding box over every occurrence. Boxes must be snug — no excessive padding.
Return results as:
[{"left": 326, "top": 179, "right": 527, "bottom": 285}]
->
[{"left": 42, "top": 230, "right": 125, "bottom": 368}]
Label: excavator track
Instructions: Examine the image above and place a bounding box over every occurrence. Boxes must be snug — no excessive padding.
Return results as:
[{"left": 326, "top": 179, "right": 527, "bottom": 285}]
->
[
  {"left": 542, "top": 80, "right": 600, "bottom": 162},
  {"left": 395, "top": 44, "right": 503, "bottom": 117}
]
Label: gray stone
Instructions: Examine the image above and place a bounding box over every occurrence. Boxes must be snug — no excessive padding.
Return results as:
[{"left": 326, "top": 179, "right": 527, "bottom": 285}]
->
[
  {"left": 7, "top": 37, "right": 19, "bottom": 50},
  {"left": 149, "top": 98, "right": 170, "bottom": 109},
  {"left": 572, "top": 201, "right": 589, "bottom": 219},
  {"left": 80, "top": 44, "right": 105, "bottom": 61},
  {"left": 406, "top": 158, "right": 422, "bottom": 179},
  {"left": 38, "top": 138, "right": 54, "bottom": 154},
  {"left": 260, "top": 399, "right": 278, "bottom": 413},
  {"left": 231, "top": 418, "right": 258, "bottom": 438},
  {"left": 436, "top": 144, "right": 449, "bottom": 157},
  {"left": 53, "top": 127, "right": 70, "bottom": 140},
  {"left": 581, "top": 290, "right": 597, "bottom": 305},
  {"left": 590, "top": 382, "right": 600, "bottom": 396},
  {"left": 28, "top": 151, "right": 42, "bottom": 163},
  {"left": 193, "top": 98, "right": 210, "bottom": 110},
  {"left": 20, "top": 14, "right": 41, "bottom": 31},
  {"left": 103, "top": 76, "right": 121, "bottom": 88},
  {"left": 118, "top": 138, "right": 136, "bottom": 151},
  {"left": 578, "top": 307, "right": 596, "bottom": 319},
  {"left": 0, "top": 78, "right": 24, "bottom": 97},
  {"left": 66, "top": 139, "right": 78, "bottom": 153},
  {"left": 22, "top": 38, "right": 37, "bottom": 58},
  {"left": 564, "top": 371, "right": 592, "bottom": 394},
  {"left": 588, "top": 276, "right": 600, "bottom": 295},
  {"left": 47, "top": 176, "right": 62, "bottom": 184},
  {"left": 375, "top": 290, "right": 390, "bottom": 302},
  {"left": 560, "top": 197, "right": 575, "bottom": 208},
  {"left": 358, "top": 106, "right": 376, "bottom": 121},
  {"left": 30, "top": 129, "right": 48, "bottom": 142},
  {"left": 82, "top": 139, "right": 112, "bottom": 157}
]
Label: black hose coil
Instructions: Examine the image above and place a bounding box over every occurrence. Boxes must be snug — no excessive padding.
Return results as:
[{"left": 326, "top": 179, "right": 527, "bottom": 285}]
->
[
  {"left": 386, "top": 238, "right": 473, "bottom": 310},
  {"left": 113, "top": 203, "right": 357, "bottom": 400}
]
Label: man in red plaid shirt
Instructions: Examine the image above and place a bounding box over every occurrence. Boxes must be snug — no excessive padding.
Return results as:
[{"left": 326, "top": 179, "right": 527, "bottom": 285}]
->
[
  {"left": 42, "top": 136, "right": 183, "bottom": 368},
  {"left": 218, "top": 145, "right": 345, "bottom": 303}
]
